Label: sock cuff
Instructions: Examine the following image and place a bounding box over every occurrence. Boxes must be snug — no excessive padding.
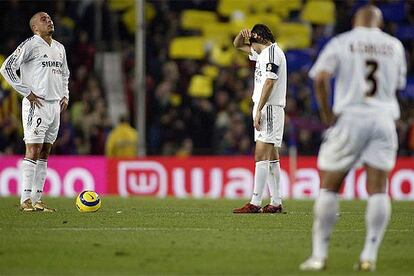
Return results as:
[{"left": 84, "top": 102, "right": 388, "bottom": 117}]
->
[
  {"left": 319, "top": 188, "right": 337, "bottom": 199},
  {"left": 269, "top": 160, "right": 279, "bottom": 163},
  {"left": 38, "top": 159, "right": 47, "bottom": 163},
  {"left": 255, "top": 160, "right": 269, "bottom": 166},
  {"left": 23, "top": 158, "right": 36, "bottom": 165}
]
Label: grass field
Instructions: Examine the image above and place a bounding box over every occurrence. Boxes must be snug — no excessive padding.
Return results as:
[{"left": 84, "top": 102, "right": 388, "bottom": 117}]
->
[{"left": 0, "top": 197, "right": 413, "bottom": 275}]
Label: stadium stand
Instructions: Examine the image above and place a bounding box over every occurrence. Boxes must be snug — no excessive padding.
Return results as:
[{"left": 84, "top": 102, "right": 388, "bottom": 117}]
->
[{"left": 0, "top": 0, "right": 413, "bottom": 157}]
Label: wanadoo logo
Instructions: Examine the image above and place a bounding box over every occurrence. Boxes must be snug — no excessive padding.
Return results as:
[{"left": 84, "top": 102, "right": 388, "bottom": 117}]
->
[
  {"left": 118, "top": 161, "right": 168, "bottom": 197},
  {"left": 0, "top": 160, "right": 95, "bottom": 196}
]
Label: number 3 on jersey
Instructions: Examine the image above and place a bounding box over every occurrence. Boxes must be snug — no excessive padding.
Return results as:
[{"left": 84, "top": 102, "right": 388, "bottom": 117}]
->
[{"left": 365, "top": 59, "right": 378, "bottom": 97}]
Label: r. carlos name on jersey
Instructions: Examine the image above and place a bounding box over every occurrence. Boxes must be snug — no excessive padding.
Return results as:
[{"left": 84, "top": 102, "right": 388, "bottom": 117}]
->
[{"left": 42, "top": 60, "right": 64, "bottom": 75}]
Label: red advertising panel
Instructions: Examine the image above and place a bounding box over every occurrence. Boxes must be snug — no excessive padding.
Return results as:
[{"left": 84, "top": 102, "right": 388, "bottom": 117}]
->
[{"left": 1, "top": 156, "right": 413, "bottom": 199}]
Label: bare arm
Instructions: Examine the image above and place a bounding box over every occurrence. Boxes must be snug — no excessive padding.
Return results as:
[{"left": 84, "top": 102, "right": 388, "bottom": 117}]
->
[
  {"left": 233, "top": 29, "right": 251, "bottom": 54},
  {"left": 254, "top": 79, "right": 276, "bottom": 131},
  {"left": 314, "top": 71, "right": 335, "bottom": 125}
]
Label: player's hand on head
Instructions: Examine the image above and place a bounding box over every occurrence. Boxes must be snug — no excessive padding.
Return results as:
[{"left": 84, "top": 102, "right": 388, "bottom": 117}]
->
[
  {"left": 26, "top": 92, "right": 43, "bottom": 108},
  {"left": 240, "top": 29, "right": 251, "bottom": 39},
  {"left": 60, "top": 96, "right": 68, "bottom": 112}
]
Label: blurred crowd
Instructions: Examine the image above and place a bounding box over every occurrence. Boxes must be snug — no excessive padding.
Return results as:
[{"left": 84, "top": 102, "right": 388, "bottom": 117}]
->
[{"left": 0, "top": 0, "right": 413, "bottom": 157}]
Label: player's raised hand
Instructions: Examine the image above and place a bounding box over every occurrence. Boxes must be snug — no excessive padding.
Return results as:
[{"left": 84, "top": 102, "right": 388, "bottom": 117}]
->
[
  {"left": 60, "top": 96, "right": 68, "bottom": 112},
  {"left": 27, "top": 92, "right": 43, "bottom": 108},
  {"left": 240, "top": 28, "right": 251, "bottom": 39}
]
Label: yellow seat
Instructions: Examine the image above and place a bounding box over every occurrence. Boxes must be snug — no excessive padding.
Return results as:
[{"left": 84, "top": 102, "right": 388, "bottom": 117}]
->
[
  {"left": 202, "top": 65, "right": 219, "bottom": 80},
  {"left": 170, "top": 37, "right": 205, "bottom": 59},
  {"left": 264, "top": 0, "right": 303, "bottom": 19},
  {"left": 276, "top": 23, "right": 311, "bottom": 49},
  {"left": 210, "top": 43, "right": 236, "bottom": 67},
  {"left": 181, "top": 10, "right": 217, "bottom": 30},
  {"left": 121, "top": 3, "right": 156, "bottom": 34},
  {"left": 109, "top": 0, "right": 134, "bottom": 11},
  {"left": 301, "top": 0, "right": 335, "bottom": 25},
  {"left": 188, "top": 75, "right": 213, "bottom": 98},
  {"left": 218, "top": 0, "right": 250, "bottom": 17}
]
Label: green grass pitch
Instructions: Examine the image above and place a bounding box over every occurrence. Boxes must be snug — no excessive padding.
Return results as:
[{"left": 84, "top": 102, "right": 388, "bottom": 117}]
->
[{"left": 0, "top": 197, "right": 413, "bottom": 275}]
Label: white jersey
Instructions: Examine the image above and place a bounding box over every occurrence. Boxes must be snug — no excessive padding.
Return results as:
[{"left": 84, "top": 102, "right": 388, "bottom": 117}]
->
[
  {"left": 249, "top": 43, "right": 287, "bottom": 107},
  {"left": 309, "top": 27, "right": 406, "bottom": 119},
  {"left": 0, "top": 35, "right": 69, "bottom": 101}
]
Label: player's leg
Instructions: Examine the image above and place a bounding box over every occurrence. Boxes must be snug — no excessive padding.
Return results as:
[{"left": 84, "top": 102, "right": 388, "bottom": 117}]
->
[
  {"left": 355, "top": 165, "right": 390, "bottom": 272},
  {"left": 262, "top": 147, "right": 283, "bottom": 213},
  {"left": 301, "top": 114, "right": 367, "bottom": 271},
  {"left": 304, "top": 170, "right": 347, "bottom": 269},
  {"left": 233, "top": 141, "right": 273, "bottom": 213},
  {"left": 356, "top": 116, "right": 396, "bottom": 271},
  {"left": 32, "top": 101, "right": 60, "bottom": 212},
  {"left": 20, "top": 98, "right": 46, "bottom": 211},
  {"left": 262, "top": 105, "right": 284, "bottom": 213},
  {"left": 31, "top": 143, "right": 52, "bottom": 204},
  {"left": 20, "top": 143, "right": 43, "bottom": 211}
]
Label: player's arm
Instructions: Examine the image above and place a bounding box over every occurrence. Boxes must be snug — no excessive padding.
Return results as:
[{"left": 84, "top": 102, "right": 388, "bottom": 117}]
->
[
  {"left": 0, "top": 44, "right": 43, "bottom": 107},
  {"left": 233, "top": 29, "right": 251, "bottom": 54},
  {"left": 314, "top": 71, "right": 335, "bottom": 125},
  {"left": 0, "top": 44, "right": 33, "bottom": 97},
  {"left": 60, "top": 47, "right": 70, "bottom": 112},
  {"left": 309, "top": 38, "right": 339, "bottom": 126},
  {"left": 254, "top": 79, "right": 277, "bottom": 131}
]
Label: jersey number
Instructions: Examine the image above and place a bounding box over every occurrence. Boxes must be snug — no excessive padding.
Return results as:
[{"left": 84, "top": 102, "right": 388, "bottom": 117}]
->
[{"left": 365, "top": 59, "right": 378, "bottom": 97}]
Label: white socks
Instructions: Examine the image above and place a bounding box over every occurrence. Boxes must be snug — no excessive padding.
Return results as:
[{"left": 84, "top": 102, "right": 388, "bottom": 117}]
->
[
  {"left": 21, "top": 158, "right": 37, "bottom": 204},
  {"left": 268, "top": 160, "right": 282, "bottom": 206},
  {"left": 312, "top": 189, "right": 339, "bottom": 260},
  {"left": 360, "top": 193, "right": 391, "bottom": 262},
  {"left": 250, "top": 160, "right": 269, "bottom": 206},
  {"left": 31, "top": 159, "right": 48, "bottom": 203}
]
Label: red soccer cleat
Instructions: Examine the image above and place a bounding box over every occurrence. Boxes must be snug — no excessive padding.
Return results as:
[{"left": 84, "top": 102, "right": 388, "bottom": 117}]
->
[
  {"left": 262, "top": 204, "right": 283, "bottom": 213},
  {"left": 233, "top": 203, "right": 262, "bottom": 214}
]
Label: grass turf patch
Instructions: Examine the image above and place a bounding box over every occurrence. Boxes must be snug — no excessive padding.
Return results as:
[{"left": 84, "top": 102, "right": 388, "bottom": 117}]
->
[{"left": 0, "top": 197, "right": 413, "bottom": 275}]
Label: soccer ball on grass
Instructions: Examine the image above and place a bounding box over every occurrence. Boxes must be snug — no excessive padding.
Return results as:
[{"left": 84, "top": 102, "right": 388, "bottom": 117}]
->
[{"left": 76, "top": 191, "right": 102, "bottom": 212}]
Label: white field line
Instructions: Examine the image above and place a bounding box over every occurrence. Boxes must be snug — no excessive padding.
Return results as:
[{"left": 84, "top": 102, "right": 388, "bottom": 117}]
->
[{"left": 2, "top": 227, "right": 412, "bottom": 232}]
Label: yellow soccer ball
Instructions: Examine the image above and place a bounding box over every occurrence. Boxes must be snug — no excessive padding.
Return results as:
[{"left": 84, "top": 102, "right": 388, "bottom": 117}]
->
[{"left": 76, "top": 191, "right": 102, "bottom": 212}]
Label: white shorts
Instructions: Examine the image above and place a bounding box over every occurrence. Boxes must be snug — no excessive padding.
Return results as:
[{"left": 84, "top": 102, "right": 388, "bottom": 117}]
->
[
  {"left": 22, "top": 98, "right": 61, "bottom": 144},
  {"left": 318, "top": 112, "right": 398, "bottom": 172},
  {"left": 253, "top": 104, "right": 285, "bottom": 147}
]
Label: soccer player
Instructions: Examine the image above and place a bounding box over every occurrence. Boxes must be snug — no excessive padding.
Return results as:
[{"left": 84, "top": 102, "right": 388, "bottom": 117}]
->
[
  {"left": 0, "top": 12, "right": 70, "bottom": 212},
  {"left": 232, "top": 24, "right": 287, "bottom": 213},
  {"left": 299, "top": 5, "right": 406, "bottom": 271}
]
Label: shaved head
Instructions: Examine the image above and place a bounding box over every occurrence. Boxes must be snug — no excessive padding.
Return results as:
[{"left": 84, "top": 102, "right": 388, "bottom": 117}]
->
[
  {"left": 354, "top": 5, "right": 383, "bottom": 28},
  {"left": 28, "top": 12, "right": 54, "bottom": 37},
  {"left": 29, "top": 12, "right": 43, "bottom": 33}
]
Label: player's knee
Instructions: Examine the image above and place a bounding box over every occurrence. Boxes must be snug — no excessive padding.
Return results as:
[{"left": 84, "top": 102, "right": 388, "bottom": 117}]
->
[{"left": 25, "top": 146, "right": 42, "bottom": 160}]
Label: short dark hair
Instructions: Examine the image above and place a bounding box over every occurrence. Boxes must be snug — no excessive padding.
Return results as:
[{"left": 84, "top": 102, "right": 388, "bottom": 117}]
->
[{"left": 251, "top": 24, "right": 275, "bottom": 44}]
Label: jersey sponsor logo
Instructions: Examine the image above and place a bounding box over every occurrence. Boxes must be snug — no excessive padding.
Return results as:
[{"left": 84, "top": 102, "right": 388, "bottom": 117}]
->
[
  {"left": 43, "top": 54, "right": 48, "bottom": 58},
  {"left": 41, "top": 60, "right": 63, "bottom": 68}
]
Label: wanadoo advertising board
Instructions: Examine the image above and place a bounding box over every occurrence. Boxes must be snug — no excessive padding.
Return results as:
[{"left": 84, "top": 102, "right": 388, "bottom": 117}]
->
[{"left": 0, "top": 156, "right": 413, "bottom": 200}]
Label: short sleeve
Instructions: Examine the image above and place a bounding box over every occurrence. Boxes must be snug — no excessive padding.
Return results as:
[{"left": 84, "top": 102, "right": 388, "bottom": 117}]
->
[
  {"left": 264, "top": 45, "right": 279, "bottom": 79},
  {"left": 309, "top": 37, "right": 340, "bottom": 79},
  {"left": 249, "top": 47, "right": 258, "bottom": 61}
]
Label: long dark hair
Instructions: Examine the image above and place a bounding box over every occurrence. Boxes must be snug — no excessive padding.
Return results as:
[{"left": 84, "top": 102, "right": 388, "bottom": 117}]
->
[{"left": 251, "top": 24, "right": 275, "bottom": 44}]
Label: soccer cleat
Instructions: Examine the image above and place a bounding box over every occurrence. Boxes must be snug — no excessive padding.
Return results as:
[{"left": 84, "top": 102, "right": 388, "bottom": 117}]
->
[
  {"left": 232, "top": 203, "right": 262, "bottom": 214},
  {"left": 20, "top": 199, "right": 34, "bottom": 212},
  {"left": 354, "top": 260, "right": 376, "bottom": 272},
  {"left": 299, "top": 257, "right": 326, "bottom": 271},
  {"left": 262, "top": 204, "right": 283, "bottom": 213},
  {"left": 33, "top": 200, "right": 57, "bottom": 212}
]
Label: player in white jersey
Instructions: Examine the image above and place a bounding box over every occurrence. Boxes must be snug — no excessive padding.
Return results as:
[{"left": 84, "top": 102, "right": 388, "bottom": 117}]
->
[
  {"left": 232, "top": 24, "right": 287, "bottom": 214},
  {"left": 0, "top": 12, "right": 70, "bottom": 212},
  {"left": 300, "top": 5, "right": 406, "bottom": 272}
]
